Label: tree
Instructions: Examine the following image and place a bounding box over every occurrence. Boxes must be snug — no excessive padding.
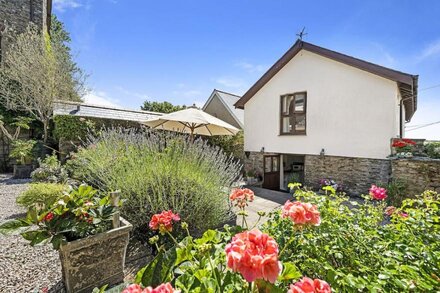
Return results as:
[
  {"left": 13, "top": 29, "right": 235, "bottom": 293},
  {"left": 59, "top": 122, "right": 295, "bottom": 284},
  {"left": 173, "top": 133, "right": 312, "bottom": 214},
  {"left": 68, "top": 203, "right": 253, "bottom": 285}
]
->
[
  {"left": 0, "top": 19, "right": 86, "bottom": 142},
  {"left": 141, "top": 100, "right": 186, "bottom": 113}
]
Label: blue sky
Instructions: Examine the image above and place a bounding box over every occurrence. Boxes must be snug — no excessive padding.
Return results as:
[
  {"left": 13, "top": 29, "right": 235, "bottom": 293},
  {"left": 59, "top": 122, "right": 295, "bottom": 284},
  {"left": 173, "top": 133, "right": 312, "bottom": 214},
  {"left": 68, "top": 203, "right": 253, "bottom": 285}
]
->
[{"left": 54, "top": 0, "right": 440, "bottom": 139}]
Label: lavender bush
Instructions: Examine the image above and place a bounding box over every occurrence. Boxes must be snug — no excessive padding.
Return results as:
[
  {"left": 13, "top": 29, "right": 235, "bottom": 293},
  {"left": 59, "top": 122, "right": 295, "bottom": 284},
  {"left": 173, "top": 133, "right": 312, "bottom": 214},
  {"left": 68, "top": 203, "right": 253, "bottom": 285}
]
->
[{"left": 67, "top": 128, "right": 242, "bottom": 235}]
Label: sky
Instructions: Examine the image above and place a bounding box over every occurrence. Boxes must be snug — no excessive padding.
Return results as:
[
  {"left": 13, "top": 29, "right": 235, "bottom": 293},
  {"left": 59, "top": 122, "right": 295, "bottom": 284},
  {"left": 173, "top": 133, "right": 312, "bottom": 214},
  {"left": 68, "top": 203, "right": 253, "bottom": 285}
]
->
[{"left": 54, "top": 0, "right": 440, "bottom": 139}]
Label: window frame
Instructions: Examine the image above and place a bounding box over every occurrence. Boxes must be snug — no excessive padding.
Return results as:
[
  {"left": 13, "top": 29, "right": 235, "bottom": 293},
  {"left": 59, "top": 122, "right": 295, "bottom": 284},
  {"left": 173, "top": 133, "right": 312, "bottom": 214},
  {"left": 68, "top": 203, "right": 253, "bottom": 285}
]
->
[{"left": 279, "top": 91, "right": 307, "bottom": 135}]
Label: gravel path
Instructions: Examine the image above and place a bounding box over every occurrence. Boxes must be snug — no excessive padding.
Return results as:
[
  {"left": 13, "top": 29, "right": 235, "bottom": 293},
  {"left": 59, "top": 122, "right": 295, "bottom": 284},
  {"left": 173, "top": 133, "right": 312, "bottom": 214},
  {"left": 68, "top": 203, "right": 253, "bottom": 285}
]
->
[
  {"left": 0, "top": 174, "right": 152, "bottom": 293},
  {"left": 0, "top": 174, "right": 63, "bottom": 293}
]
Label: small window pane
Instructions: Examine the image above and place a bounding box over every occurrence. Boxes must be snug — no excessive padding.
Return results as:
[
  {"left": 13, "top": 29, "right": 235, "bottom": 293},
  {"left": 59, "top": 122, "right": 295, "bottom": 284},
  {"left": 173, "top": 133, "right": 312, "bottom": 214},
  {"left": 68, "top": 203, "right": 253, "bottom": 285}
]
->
[
  {"left": 272, "top": 157, "right": 278, "bottom": 172},
  {"left": 265, "top": 157, "right": 272, "bottom": 173},
  {"left": 282, "top": 117, "right": 291, "bottom": 133},
  {"left": 282, "top": 96, "right": 294, "bottom": 114},
  {"left": 295, "top": 94, "right": 305, "bottom": 112},
  {"left": 295, "top": 114, "right": 306, "bottom": 131}
]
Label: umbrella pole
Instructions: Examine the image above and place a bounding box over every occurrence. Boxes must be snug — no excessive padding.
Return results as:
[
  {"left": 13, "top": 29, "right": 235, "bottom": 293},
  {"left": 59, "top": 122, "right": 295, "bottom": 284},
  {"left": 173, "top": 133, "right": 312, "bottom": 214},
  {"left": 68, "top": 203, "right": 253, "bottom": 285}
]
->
[{"left": 190, "top": 127, "right": 194, "bottom": 142}]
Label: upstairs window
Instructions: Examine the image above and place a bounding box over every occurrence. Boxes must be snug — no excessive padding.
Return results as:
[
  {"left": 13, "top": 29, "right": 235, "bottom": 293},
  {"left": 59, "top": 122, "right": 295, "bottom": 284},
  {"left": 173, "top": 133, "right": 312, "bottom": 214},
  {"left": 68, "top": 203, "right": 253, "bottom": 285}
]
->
[{"left": 280, "top": 92, "right": 307, "bottom": 135}]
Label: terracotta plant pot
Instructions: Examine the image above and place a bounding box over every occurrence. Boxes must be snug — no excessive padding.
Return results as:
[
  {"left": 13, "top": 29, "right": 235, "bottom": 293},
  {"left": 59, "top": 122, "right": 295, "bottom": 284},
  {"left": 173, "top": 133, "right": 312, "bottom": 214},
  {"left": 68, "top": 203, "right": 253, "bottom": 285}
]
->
[
  {"left": 13, "top": 164, "right": 34, "bottom": 179},
  {"left": 59, "top": 217, "right": 132, "bottom": 293}
]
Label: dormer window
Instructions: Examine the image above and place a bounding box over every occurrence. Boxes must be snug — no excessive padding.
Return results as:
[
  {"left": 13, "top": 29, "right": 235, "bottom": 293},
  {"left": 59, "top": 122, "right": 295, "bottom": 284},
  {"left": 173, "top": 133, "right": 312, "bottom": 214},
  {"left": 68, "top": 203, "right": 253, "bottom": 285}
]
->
[{"left": 280, "top": 92, "right": 307, "bottom": 135}]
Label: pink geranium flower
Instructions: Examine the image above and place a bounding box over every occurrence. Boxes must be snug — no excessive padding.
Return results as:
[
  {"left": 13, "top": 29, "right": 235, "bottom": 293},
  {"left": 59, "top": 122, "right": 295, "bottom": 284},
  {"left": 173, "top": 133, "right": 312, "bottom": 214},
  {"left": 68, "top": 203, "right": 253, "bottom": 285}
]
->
[
  {"left": 144, "top": 283, "right": 180, "bottom": 293},
  {"left": 282, "top": 201, "right": 321, "bottom": 226},
  {"left": 229, "top": 188, "right": 255, "bottom": 208},
  {"left": 122, "top": 283, "right": 180, "bottom": 293},
  {"left": 225, "top": 229, "right": 281, "bottom": 283},
  {"left": 288, "top": 277, "right": 332, "bottom": 293},
  {"left": 122, "top": 284, "right": 144, "bottom": 293},
  {"left": 149, "top": 210, "right": 180, "bottom": 234},
  {"left": 369, "top": 185, "right": 387, "bottom": 200}
]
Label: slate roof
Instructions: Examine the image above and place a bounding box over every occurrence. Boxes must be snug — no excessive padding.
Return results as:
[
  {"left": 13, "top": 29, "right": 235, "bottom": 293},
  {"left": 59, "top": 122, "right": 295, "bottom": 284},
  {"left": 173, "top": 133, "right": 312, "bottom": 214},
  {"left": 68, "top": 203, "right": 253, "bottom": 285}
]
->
[
  {"left": 203, "top": 89, "right": 244, "bottom": 128},
  {"left": 53, "top": 101, "right": 162, "bottom": 122}
]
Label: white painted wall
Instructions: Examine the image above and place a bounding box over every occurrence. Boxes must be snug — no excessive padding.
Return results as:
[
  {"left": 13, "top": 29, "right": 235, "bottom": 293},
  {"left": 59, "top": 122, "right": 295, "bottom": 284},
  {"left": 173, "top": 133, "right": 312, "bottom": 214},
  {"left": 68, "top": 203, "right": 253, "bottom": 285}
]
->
[{"left": 244, "top": 50, "right": 401, "bottom": 159}]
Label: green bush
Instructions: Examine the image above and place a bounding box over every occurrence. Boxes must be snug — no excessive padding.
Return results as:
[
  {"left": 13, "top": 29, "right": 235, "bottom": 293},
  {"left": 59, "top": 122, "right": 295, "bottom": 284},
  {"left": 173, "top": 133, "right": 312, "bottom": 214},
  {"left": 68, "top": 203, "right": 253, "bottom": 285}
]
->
[
  {"left": 262, "top": 189, "right": 440, "bottom": 292},
  {"left": 31, "top": 154, "right": 68, "bottom": 183},
  {"left": 16, "top": 183, "right": 67, "bottom": 210},
  {"left": 377, "top": 179, "right": 409, "bottom": 207},
  {"left": 67, "top": 128, "right": 241, "bottom": 236},
  {"left": 425, "top": 141, "right": 440, "bottom": 159}
]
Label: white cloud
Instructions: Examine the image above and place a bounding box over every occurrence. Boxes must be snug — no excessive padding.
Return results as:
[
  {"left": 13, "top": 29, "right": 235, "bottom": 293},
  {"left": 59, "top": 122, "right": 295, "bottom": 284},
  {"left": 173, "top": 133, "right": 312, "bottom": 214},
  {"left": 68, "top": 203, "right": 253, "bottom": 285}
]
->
[
  {"left": 405, "top": 98, "right": 440, "bottom": 140},
  {"left": 83, "top": 91, "right": 121, "bottom": 108},
  {"left": 115, "top": 86, "right": 147, "bottom": 100},
  {"left": 417, "top": 39, "right": 440, "bottom": 62},
  {"left": 235, "top": 62, "right": 268, "bottom": 73},
  {"left": 53, "top": 0, "right": 82, "bottom": 12},
  {"left": 215, "top": 77, "right": 246, "bottom": 89}
]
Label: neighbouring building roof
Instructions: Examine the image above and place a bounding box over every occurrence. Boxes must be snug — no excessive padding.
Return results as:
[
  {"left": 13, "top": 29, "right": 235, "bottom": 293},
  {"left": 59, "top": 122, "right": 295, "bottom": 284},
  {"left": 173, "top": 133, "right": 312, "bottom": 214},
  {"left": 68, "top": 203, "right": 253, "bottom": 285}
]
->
[
  {"left": 234, "top": 40, "right": 418, "bottom": 121},
  {"left": 203, "top": 89, "right": 244, "bottom": 128},
  {"left": 53, "top": 100, "right": 162, "bottom": 122}
]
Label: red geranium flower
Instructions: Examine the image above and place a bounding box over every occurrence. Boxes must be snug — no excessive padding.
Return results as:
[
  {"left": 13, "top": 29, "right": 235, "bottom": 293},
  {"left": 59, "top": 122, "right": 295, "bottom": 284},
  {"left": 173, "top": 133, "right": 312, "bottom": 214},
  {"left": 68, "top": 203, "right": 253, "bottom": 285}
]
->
[
  {"left": 121, "top": 283, "right": 180, "bottom": 293},
  {"left": 229, "top": 188, "right": 255, "bottom": 208},
  {"left": 43, "top": 212, "right": 54, "bottom": 222},
  {"left": 149, "top": 210, "right": 180, "bottom": 234},
  {"left": 402, "top": 138, "right": 416, "bottom": 145},
  {"left": 225, "top": 229, "right": 281, "bottom": 283},
  {"left": 369, "top": 185, "right": 387, "bottom": 200}
]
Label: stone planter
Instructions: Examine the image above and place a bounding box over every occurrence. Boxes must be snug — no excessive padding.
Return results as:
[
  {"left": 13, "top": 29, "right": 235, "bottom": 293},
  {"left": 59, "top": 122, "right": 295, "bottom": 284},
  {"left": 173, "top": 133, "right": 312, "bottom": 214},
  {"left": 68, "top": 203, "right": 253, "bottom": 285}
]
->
[
  {"left": 13, "top": 164, "right": 33, "bottom": 179},
  {"left": 59, "top": 217, "right": 132, "bottom": 293}
]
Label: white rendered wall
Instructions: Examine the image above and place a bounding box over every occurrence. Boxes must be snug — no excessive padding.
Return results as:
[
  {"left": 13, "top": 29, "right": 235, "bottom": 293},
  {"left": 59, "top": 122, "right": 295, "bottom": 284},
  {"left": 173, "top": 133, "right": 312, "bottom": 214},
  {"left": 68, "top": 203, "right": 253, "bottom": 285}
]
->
[{"left": 244, "top": 50, "right": 400, "bottom": 159}]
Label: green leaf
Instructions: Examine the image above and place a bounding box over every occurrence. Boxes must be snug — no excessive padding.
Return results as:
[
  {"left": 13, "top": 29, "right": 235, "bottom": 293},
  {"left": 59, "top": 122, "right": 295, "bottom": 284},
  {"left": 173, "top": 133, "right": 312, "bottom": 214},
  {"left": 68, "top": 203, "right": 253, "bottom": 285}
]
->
[
  {"left": 0, "top": 219, "right": 31, "bottom": 235},
  {"left": 255, "top": 279, "right": 284, "bottom": 293},
  {"left": 139, "top": 247, "right": 178, "bottom": 287},
  {"left": 21, "top": 230, "right": 51, "bottom": 246},
  {"left": 51, "top": 234, "right": 67, "bottom": 250},
  {"left": 278, "top": 262, "right": 302, "bottom": 281}
]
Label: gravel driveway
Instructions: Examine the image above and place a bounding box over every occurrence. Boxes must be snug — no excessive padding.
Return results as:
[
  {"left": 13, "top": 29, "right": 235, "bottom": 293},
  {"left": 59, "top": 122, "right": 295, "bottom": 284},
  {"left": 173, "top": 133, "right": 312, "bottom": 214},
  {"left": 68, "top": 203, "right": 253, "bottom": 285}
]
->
[{"left": 0, "top": 174, "right": 151, "bottom": 293}]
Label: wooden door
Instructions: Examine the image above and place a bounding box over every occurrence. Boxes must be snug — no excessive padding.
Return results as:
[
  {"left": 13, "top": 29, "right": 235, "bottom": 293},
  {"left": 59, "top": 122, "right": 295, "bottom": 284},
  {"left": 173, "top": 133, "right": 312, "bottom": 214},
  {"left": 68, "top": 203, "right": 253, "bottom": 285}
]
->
[{"left": 263, "top": 155, "right": 280, "bottom": 190}]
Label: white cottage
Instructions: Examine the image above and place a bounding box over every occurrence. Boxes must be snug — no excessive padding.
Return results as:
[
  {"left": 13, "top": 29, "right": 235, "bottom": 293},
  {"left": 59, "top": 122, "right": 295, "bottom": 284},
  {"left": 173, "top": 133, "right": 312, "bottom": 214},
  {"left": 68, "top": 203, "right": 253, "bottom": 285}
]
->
[{"left": 234, "top": 40, "right": 418, "bottom": 192}]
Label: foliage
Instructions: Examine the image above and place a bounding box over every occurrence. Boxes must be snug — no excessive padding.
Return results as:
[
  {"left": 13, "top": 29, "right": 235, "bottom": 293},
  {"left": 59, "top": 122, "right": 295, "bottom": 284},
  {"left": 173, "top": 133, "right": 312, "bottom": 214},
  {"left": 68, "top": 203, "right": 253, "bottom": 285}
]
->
[
  {"left": 67, "top": 128, "right": 241, "bottom": 236},
  {"left": 0, "top": 115, "right": 33, "bottom": 141},
  {"left": 16, "top": 183, "right": 67, "bottom": 210},
  {"left": 206, "top": 131, "right": 244, "bottom": 162},
  {"left": 9, "top": 139, "right": 37, "bottom": 165},
  {"left": 425, "top": 141, "right": 440, "bottom": 159},
  {"left": 380, "top": 179, "right": 408, "bottom": 206},
  {"left": 0, "top": 185, "right": 119, "bottom": 249},
  {"left": 263, "top": 189, "right": 440, "bottom": 292},
  {"left": 0, "top": 24, "right": 86, "bottom": 142},
  {"left": 53, "top": 115, "right": 96, "bottom": 141},
  {"left": 31, "top": 154, "right": 68, "bottom": 183},
  {"left": 392, "top": 138, "right": 416, "bottom": 154},
  {"left": 141, "top": 100, "right": 186, "bottom": 113}
]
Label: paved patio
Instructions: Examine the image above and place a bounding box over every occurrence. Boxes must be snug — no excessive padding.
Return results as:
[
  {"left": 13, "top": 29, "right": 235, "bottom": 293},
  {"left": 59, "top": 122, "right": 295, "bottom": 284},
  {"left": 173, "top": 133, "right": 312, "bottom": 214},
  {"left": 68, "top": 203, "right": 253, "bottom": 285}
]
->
[{"left": 237, "top": 187, "right": 292, "bottom": 227}]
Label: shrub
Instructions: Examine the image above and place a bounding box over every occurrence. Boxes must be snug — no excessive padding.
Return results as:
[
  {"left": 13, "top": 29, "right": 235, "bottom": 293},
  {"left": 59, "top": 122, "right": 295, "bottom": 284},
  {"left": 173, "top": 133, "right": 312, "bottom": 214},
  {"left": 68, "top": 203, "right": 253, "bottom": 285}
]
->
[
  {"left": 67, "top": 128, "right": 241, "bottom": 236},
  {"left": 262, "top": 189, "right": 440, "bottom": 292},
  {"left": 425, "top": 141, "right": 440, "bottom": 159},
  {"left": 9, "top": 139, "right": 37, "bottom": 165},
  {"left": 2, "top": 185, "right": 119, "bottom": 249},
  {"left": 16, "top": 183, "right": 67, "bottom": 210},
  {"left": 31, "top": 154, "right": 68, "bottom": 183}
]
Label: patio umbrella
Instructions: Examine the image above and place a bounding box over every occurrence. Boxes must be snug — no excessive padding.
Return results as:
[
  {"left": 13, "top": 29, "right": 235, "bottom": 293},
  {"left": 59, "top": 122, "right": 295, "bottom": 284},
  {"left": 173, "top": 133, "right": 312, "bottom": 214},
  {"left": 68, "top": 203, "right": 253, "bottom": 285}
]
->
[{"left": 142, "top": 107, "right": 240, "bottom": 141}]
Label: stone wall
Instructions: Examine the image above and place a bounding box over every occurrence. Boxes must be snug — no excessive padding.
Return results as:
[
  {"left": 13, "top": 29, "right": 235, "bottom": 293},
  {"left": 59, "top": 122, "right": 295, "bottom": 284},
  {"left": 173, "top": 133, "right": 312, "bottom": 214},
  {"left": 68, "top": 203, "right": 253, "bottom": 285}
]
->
[
  {"left": 0, "top": 0, "right": 48, "bottom": 62},
  {"left": 304, "top": 155, "right": 391, "bottom": 195},
  {"left": 391, "top": 158, "right": 440, "bottom": 195},
  {"left": 0, "top": 0, "right": 47, "bottom": 31},
  {"left": 244, "top": 151, "right": 264, "bottom": 178}
]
